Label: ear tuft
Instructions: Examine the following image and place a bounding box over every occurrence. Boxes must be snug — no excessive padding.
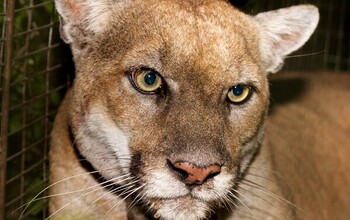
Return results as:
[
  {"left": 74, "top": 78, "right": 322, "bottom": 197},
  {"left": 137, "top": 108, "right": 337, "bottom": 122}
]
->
[{"left": 255, "top": 5, "right": 319, "bottom": 73}]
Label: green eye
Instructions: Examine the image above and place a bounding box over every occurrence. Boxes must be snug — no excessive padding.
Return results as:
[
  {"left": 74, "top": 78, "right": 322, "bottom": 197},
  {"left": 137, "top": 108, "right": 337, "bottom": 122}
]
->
[
  {"left": 227, "top": 85, "right": 252, "bottom": 104},
  {"left": 131, "top": 68, "right": 163, "bottom": 93}
]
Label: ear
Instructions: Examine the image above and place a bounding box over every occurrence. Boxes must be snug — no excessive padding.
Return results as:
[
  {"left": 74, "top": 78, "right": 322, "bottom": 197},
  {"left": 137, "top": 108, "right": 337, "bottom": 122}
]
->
[
  {"left": 55, "top": 0, "right": 130, "bottom": 52},
  {"left": 254, "top": 5, "right": 319, "bottom": 73}
]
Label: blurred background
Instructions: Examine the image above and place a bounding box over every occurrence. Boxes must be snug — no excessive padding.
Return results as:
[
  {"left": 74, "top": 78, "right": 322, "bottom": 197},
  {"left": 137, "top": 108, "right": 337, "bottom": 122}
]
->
[{"left": 0, "top": 0, "right": 348, "bottom": 219}]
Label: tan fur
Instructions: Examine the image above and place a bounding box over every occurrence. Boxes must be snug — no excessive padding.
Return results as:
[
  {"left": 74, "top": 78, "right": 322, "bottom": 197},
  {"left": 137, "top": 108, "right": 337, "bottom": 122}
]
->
[
  {"left": 265, "top": 72, "right": 350, "bottom": 220},
  {"left": 48, "top": 0, "right": 349, "bottom": 219}
]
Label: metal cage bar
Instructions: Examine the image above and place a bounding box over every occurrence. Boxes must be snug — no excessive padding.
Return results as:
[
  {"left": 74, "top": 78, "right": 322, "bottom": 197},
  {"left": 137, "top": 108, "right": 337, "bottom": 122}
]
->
[{"left": 1, "top": 1, "right": 15, "bottom": 219}]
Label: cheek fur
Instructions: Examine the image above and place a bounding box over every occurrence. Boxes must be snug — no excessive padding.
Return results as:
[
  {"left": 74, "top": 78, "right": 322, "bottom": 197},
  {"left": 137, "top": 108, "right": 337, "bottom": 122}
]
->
[{"left": 76, "top": 106, "right": 132, "bottom": 178}]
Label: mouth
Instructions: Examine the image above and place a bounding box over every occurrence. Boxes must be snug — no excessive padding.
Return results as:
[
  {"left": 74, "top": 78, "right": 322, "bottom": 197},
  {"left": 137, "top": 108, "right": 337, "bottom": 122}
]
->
[{"left": 148, "top": 193, "right": 205, "bottom": 203}]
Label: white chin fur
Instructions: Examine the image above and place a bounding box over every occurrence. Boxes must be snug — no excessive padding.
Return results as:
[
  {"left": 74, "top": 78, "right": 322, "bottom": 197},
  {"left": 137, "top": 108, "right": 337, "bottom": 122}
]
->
[{"left": 154, "top": 197, "right": 211, "bottom": 220}]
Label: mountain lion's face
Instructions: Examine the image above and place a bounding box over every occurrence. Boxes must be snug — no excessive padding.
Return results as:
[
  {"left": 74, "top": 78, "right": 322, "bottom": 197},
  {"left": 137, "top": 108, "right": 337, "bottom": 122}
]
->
[{"left": 55, "top": 0, "right": 318, "bottom": 219}]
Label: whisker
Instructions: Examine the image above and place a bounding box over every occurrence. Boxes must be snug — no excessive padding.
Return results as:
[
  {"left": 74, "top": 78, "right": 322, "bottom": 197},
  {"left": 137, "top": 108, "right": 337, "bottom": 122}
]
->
[
  {"left": 285, "top": 50, "right": 325, "bottom": 58},
  {"left": 105, "top": 183, "right": 147, "bottom": 216},
  {"left": 244, "top": 173, "right": 279, "bottom": 185},
  {"left": 17, "top": 171, "right": 131, "bottom": 214},
  {"left": 45, "top": 174, "right": 134, "bottom": 220},
  {"left": 246, "top": 166, "right": 289, "bottom": 185},
  {"left": 227, "top": 190, "right": 255, "bottom": 218},
  {"left": 240, "top": 187, "right": 290, "bottom": 219},
  {"left": 231, "top": 188, "right": 254, "bottom": 206},
  {"left": 90, "top": 177, "right": 141, "bottom": 211},
  {"left": 75, "top": 177, "right": 139, "bottom": 219},
  {"left": 240, "top": 179, "right": 305, "bottom": 214},
  {"left": 237, "top": 185, "right": 276, "bottom": 211},
  {"left": 125, "top": 188, "right": 146, "bottom": 213},
  {"left": 219, "top": 190, "right": 237, "bottom": 211},
  {"left": 17, "top": 169, "right": 109, "bottom": 219}
]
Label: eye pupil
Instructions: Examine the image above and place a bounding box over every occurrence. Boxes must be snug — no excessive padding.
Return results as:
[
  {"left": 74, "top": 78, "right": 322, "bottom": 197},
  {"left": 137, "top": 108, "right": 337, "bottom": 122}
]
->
[
  {"left": 232, "top": 85, "right": 244, "bottom": 96},
  {"left": 131, "top": 68, "right": 163, "bottom": 94},
  {"left": 144, "top": 72, "right": 157, "bottom": 85},
  {"left": 227, "top": 84, "right": 252, "bottom": 104}
]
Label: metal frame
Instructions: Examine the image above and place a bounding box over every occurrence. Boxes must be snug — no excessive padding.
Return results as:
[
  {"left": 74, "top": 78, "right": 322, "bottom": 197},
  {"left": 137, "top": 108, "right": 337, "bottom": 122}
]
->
[{"left": 1, "top": 0, "right": 15, "bottom": 219}]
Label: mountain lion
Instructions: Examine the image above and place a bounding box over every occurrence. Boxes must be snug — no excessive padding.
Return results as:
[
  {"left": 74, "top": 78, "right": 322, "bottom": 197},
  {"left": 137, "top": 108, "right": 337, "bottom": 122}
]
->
[{"left": 49, "top": 0, "right": 350, "bottom": 219}]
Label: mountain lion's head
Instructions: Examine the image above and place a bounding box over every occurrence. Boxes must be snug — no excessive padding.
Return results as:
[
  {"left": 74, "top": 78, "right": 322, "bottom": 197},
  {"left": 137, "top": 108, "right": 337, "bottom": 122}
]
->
[{"left": 55, "top": 0, "right": 318, "bottom": 219}]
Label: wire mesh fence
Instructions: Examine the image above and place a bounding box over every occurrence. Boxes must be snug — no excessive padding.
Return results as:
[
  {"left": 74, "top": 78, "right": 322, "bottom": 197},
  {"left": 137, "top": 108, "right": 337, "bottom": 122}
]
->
[
  {"left": 0, "top": 0, "right": 348, "bottom": 220},
  {"left": 0, "top": 0, "right": 71, "bottom": 219}
]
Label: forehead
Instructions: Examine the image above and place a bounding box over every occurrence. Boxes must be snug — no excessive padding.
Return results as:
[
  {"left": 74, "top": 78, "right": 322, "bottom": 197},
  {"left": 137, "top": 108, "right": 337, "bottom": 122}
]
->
[
  {"left": 154, "top": 2, "right": 259, "bottom": 64},
  {"left": 104, "top": 0, "right": 262, "bottom": 82}
]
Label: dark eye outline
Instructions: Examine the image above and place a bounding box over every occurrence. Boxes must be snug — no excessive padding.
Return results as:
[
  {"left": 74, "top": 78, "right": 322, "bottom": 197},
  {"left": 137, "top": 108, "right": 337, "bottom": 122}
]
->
[
  {"left": 227, "top": 84, "right": 254, "bottom": 104},
  {"left": 128, "top": 67, "right": 164, "bottom": 95}
]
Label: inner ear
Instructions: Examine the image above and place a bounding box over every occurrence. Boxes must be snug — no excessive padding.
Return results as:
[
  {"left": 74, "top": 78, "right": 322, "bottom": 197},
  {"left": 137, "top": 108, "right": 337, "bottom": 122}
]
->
[{"left": 255, "top": 5, "right": 319, "bottom": 73}]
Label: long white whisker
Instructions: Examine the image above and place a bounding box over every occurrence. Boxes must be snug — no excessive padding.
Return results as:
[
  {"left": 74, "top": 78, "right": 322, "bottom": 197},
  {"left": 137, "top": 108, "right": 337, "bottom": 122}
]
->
[
  {"left": 285, "top": 50, "right": 325, "bottom": 58},
  {"left": 92, "top": 178, "right": 140, "bottom": 206},
  {"left": 218, "top": 190, "right": 237, "bottom": 211},
  {"left": 125, "top": 187, "right": 147, "bottom": 213},
  {"left": 75, "top": 177, "right": 138, "bottom": 219},
  {"left": 237, "top": 184, "right": 275, "bottom": 207},
  {"left": 240, "top": 179, "right": 305, "bottom": 214},
  {"left": 45, "top": 174, "right": 134, "bottom": 220},
  {"left": 105, "top": 183, "right": 146, "bottom": 216},
  {"left": 239, "top": 186, "right": 295, "bottom": 220},
  {"left": 227, "top": 190, "right": 255, "bottom": 218},
  {"left": 247, "top": 166, "right": 289, "bottom": 184},
  {"left": 18, "top": 172, "right": 131, "bottom": 215},
  {"left": 231, "top": 188, "right": 254, "bottom": 206},
  {"left": 18, "top": 169, "right": 109, "bottom": 219},
  {"left": 91, "top": 178, "right": 141, "bottom": 213}
]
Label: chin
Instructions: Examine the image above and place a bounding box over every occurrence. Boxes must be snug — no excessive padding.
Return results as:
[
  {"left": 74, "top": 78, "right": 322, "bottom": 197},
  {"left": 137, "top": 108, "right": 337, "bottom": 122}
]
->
[{"left": 147, "top": 196, "right": 213, "bottom": 220}]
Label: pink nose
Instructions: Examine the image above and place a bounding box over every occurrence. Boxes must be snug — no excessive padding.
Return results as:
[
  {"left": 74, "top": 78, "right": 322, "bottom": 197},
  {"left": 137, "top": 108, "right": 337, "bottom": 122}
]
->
[{"left": 168, "top": 161, "right": 221, "bottom": 185}]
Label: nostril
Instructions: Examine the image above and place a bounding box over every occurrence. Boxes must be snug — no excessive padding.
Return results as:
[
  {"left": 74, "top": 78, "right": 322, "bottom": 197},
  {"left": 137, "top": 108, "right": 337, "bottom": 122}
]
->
[
  {"left": 167, "top": 159, "right": 221, "bottom": 185},
  {"left": 207, "top": 170, "right": 220, "bottom": 179},
  {"left": 167, "top": 159, "right": 189, "bottom": 179}
]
